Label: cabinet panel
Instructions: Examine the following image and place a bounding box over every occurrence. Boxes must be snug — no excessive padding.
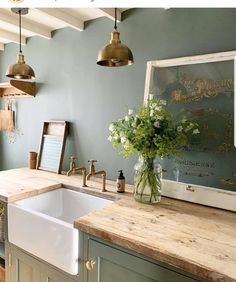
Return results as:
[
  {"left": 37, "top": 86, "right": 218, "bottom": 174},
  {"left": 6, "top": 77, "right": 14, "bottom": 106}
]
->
[
  {"left": 16, "top": 259, "right": 40, "bottom": 282},
  {"left": 40, "top": 264, "right": 78, "bottom": 282},
  {"left": 90, "top": 256, "right": 156, "bottom": 282},
  {"left": 87, "top": 239, "right": 200, "bottom": 282},
  {"left": 9, "top": 246, "right": 40, "bottom": 282},
  {"left": 7, "top": 244, "right": 78, "bottom": 282}
]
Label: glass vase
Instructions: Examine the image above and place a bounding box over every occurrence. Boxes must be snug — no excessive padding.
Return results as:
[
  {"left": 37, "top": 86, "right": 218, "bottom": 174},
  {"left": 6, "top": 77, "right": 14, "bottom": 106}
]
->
[{"left": 134, "top": 156, "right": 162, "bottom": 204}]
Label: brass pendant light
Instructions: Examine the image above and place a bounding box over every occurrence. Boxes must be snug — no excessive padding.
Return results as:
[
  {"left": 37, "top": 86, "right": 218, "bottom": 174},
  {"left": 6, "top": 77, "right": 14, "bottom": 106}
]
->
[
  {"left": 97, "top": 8, "right": 134, "bottom": 67},
  {"left": 6, "top": 8, "right": 35, "bottom": 80}
]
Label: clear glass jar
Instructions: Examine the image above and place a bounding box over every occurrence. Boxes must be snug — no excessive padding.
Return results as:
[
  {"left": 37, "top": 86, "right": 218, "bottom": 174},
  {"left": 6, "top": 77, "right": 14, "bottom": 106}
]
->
[{"left": 134, "top": 156, "right": 162, "bottom": 204}]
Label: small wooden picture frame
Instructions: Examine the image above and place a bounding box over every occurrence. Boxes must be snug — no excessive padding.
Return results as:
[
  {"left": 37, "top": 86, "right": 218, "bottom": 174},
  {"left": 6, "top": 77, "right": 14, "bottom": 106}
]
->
[{"left": 37, "top": 121, "right": 69, "bottom": 174}]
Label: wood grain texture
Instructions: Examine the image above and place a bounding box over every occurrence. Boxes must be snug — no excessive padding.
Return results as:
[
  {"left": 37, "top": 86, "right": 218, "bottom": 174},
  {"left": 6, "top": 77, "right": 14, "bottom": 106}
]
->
[
  {"left": 75, "top": 198, "right": 236, "bottom": 282},
  {"left": 0, "top": 168, "right": 235, "bottom": 282},
  {"left": 0, "top": 80, "right": 36, "bottom": 98},
  {"left": 0, "top": 265, "right": 4, "bottom": 282},
  {"left": 0, "top": 168, "right": 62, "bottom": 202},
  {"left": 0, "top": 168, "right": 131, "bottom": 203}
]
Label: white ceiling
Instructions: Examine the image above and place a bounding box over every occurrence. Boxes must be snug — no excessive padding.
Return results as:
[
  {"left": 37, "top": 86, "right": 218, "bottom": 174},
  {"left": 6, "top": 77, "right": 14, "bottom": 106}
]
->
[{"left": 0, "top": 8, "right": 127, "bottom": 51}]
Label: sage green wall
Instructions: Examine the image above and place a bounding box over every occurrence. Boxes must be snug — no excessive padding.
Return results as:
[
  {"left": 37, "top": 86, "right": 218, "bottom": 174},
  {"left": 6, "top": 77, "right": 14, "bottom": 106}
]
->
[
  {"left": 1, "top": 8, "right": 236, "bottom": 183},
  {"left": 0, "top": 50, "right": 1, "bottom": 169}
]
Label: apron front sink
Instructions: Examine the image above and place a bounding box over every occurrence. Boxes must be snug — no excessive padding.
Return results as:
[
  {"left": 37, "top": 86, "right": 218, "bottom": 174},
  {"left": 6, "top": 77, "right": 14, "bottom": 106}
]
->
[{"left": 8, "top": 188, "right": 112, "bottom": 274}]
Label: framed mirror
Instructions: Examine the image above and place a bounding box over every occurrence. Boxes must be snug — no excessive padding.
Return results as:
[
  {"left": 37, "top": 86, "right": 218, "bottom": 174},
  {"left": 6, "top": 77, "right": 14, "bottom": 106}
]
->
[{"left": 144, "top": 50, "right": 236, "bottom": 211}]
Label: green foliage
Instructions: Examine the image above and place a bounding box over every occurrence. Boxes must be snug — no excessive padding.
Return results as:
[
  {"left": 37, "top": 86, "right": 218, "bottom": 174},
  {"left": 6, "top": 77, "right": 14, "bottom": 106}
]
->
[{"left": 108, "top": 95, "right": 199, "bottom": 159}]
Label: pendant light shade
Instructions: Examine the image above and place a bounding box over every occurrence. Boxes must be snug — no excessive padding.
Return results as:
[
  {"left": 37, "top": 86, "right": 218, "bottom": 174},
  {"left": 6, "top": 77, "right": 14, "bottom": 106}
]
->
[
  {"left": 6, "top": 53, "right": 35, "bottom": 80},
  {"left": 97, "top": 8, "right": 134, "bottom": 67},
  {"left": 6, "top": 8, "right": 35, "bottom": 80}
]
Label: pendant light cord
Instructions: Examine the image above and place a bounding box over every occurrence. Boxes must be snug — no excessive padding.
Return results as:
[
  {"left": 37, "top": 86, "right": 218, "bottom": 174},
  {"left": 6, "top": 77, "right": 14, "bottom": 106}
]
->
[
  {"left": 114, "top": 8, "right": 117, "bottom": 30},
  {"left": 19, "top": 9, "right": 22, "bottom": 53}
]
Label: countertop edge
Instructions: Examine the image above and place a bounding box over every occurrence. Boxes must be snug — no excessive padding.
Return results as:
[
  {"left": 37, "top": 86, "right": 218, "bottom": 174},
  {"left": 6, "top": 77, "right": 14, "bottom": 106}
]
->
[
  {"left": 2, "top": 183, "right": 62, "bottom": 203},
  {"left": 0, "top": 168, "right": 235, "bottom": 282},
  {"left": 75, "top": 220, "right": 235, "bottom": 282}
]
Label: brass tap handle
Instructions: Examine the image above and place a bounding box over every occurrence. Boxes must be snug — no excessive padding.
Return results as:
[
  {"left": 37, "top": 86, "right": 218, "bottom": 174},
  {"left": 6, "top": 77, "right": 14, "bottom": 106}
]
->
[
  {"left": 88, "top": 160, "right": 97, "bottom": 164},
  {"left": 88, "top": 160, "right": 97, "bottom": 174},
  {"left": 69, "top": 156, "right": 77, "bottom": 170},
  {"left": 86, "top": 260, "right": 96, "bottom": 271}
]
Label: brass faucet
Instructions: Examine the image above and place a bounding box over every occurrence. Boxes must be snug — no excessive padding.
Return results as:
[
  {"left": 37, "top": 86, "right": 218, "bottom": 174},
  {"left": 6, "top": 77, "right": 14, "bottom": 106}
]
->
[
  {"left": 67, "top": 156, "right": 87, "bottom": 187},
  {"left": 86, "top": 160, "right": 107, "bottom": 192}
]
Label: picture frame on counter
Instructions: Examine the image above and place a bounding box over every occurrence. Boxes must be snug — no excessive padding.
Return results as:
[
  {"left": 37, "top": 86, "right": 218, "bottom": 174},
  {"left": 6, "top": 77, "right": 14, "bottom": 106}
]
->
[{"left": 144, "top": 50, "right": 236, "bottom": 211}]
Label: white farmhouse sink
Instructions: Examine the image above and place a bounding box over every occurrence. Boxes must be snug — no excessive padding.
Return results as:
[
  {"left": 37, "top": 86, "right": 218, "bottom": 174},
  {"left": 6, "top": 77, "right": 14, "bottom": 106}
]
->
[{"left": 8, "top": 188, "right": 112, "bottom": 275}]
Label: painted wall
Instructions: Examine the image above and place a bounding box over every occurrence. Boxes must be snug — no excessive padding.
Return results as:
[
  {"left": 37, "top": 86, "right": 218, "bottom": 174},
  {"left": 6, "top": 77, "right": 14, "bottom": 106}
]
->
[
  {"left": 1, "top": 8, "right": 236, "bottom": 183},
  {"left": 0, "top": 55, "right": 2, "bottom": 171}
]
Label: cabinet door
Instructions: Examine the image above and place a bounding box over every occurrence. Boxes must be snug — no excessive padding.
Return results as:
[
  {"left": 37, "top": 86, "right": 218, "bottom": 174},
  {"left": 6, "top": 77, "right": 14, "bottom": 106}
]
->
[
  {"left": 87, "top": 239, "right": 200, "bottom": 282},
  {"left": 7, "top": 244, "right": 79, "bottom": 282},
  {"left": 8, "top": 245, "right": 40, "bottom": 282},
  {"left": 40, "top": 264, "right": 78, "bottom": 282}
]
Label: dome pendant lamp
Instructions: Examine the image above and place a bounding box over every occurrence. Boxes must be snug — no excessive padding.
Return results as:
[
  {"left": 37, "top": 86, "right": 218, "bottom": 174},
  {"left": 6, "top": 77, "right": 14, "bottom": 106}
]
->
[
  {"left": 97, "top": 8, "right": 134, "bottom": 67},
  {"left": 6, "top": 8, "right": 35, "bottom": 80}
]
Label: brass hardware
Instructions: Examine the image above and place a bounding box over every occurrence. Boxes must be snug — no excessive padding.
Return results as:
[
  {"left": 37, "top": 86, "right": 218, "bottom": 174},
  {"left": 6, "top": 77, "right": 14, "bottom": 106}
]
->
[
  {"left": 86, "top": 160, "right": 107, "bottom": 192},
  {"left": 97, "top": 8, "right": 134, "bottom": 67},
  {"left": 67, "top": 156, "right": 87, "bottom": 187},
  {"left": 186, "top": 185, "right": 195, "bottom": 192},
  {"left": 87, "top": 159, "right": 97, "bottom": 175},
  {"left": 86, "top": 260, "right": 96, "bottom": 271},
  {"left": 8, "top": 253, "right": 12, "bottom": 267},
  {"left": 67, "top": 156, "right": 77, "bottom": 174},
  {"left": 6, "top": 8, "right": 35, "bottom": 80},
  {"left": 6, "top": 54, "right": 35, "bottom": 80}
]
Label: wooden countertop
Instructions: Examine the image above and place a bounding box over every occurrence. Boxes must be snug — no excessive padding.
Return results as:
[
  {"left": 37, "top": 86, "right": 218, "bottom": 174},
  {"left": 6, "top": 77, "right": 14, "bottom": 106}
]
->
[
  {"left": 75, "top": 198, "right": 236, "bottom": 282},
  {"left": 0, "top": 167, "right": 132, "bottom": 203},
  {"left": 0, "top": 168, "right": 235, "bottom": 282}
]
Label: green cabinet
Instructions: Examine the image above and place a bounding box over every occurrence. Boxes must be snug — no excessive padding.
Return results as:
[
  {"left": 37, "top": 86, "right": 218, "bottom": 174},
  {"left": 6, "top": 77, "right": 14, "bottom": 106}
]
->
[
  {"left": 86, "top": 237, "right": 202, "bottom": 282},
  {"left": 40, "top": 266, "right": 77, "bottom": 282},
  {"left": 5, "top": 235, "right": 205, "bottom": 282},
  {"left": 6, "top": 243, "right": 79, "bottom": 282},
  {"left": 7, "top": 244, "right": 40, "bottom": 282},
  {"left": 0, "top": 201, "right": 7, "bottom": 261}
]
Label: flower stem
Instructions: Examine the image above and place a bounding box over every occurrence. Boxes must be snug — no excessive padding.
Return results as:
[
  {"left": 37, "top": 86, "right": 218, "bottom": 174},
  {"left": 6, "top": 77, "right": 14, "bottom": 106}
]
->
[{"left": 134, "top": 157, "right": 161, "bottom": 204}]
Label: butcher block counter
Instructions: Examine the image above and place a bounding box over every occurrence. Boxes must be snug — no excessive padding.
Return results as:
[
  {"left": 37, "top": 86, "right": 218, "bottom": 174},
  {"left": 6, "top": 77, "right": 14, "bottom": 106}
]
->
[{"left": 0, "top": 168, "right": 235, "bottom": 282}]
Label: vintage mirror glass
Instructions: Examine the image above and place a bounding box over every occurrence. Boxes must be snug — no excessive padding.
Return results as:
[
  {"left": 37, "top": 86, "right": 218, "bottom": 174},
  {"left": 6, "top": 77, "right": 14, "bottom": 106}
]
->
[{"left": 144, "top": 51, "right": 236, "bottom": 211}]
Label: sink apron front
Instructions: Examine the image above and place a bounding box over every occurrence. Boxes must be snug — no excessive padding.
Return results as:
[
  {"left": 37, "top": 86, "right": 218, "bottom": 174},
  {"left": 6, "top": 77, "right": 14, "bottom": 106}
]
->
[{"left": 8, "top": 188, "right": 112, "bottom": 275}]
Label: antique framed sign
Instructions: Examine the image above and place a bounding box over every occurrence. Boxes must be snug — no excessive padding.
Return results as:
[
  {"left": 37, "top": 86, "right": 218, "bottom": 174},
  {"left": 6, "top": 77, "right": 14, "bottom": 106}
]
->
[{"left": 144, "top": 50, "right": 236, "bottom": 211}]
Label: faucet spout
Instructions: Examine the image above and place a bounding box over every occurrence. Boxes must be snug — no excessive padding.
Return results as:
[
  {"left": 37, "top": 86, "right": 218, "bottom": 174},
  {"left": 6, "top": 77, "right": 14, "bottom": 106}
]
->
[
  {"left": 86, "top": 160, "right": 107, "bottom": 192},
  {"left": 75, "top": 166, "right": 87, "bottom": 187},
  {"left": 94, "top": 170, "right": 106, "bottom": 192},
  {"left": 86, "top": 173, "right": 92, "bottom": 181},
  {"left": 67, "top": 156, "right": 87, "bottom": 187}
]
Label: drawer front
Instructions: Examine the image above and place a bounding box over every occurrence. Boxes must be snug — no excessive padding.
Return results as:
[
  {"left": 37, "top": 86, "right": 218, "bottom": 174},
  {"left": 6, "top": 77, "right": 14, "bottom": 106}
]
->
[{"left": 87, "top": 239, "right": 200, "bottom": 282}]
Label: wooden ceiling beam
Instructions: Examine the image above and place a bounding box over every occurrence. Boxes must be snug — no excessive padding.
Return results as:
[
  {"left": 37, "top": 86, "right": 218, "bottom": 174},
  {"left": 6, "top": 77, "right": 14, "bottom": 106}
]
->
[
  {"left": 0, "top": 43, "right": 4, "bottom": 51},
  {"left": 36, "top": 8, "right": 84, "bottom": 31},
  {"left": 0, "top": 11, "right": 51, "bottom": 39},
  {"left": 0, "top": 29, "right": 26, "bottom": 45},
  {"left": 97, "top": 8, "right": 122, "bottom": 22}
]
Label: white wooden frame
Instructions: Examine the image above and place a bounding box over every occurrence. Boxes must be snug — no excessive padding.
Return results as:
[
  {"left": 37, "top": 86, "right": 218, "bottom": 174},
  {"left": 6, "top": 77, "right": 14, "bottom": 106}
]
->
[{"left": 144, "top": 50, "right": 236, "bottom": 211}]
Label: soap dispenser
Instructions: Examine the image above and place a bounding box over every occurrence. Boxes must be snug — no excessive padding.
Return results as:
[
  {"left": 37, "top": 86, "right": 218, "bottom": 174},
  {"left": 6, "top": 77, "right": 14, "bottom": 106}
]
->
[{"left": 117, "top": 170, "right": 125, "bottom": 193}]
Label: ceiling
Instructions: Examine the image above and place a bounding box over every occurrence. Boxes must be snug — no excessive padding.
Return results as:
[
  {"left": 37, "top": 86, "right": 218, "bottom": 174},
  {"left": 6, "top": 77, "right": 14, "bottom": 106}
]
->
[{"left": 0, "top": 8, "right": 127, "bottom": 51}]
